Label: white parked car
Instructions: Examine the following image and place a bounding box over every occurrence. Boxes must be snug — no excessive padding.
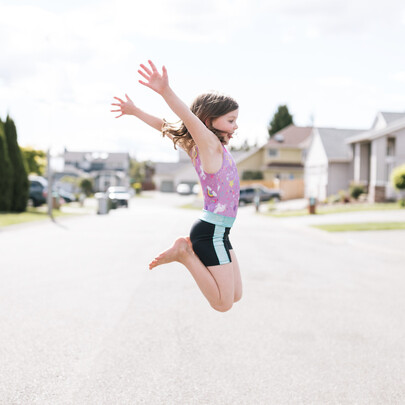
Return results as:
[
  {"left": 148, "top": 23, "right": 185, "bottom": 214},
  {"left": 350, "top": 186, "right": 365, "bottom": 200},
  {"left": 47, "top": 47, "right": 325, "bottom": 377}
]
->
[{"left": 107, "top": 186, "right": 130, "bottom": 208}]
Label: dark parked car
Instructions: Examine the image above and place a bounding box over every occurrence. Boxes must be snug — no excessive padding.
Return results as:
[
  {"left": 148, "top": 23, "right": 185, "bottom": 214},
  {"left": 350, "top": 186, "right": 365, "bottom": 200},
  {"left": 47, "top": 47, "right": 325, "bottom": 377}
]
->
[
  {"left": 107, "top": 186, "right": 130, "bottom": 208},
  {"left": 28, "top": 175, "right": 48, "bottom": 207},
  {"left": 56, "top": 189, "right": 76, "bottom": 203},
  {"left": 239, "top": 186, "right": 281, "bottom": 206}
]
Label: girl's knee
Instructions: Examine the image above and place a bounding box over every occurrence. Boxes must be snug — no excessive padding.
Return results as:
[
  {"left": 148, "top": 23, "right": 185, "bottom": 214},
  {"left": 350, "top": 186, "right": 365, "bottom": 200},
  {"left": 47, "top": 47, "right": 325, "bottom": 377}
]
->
[
  {"left": 211, "top": 301, "right": 233, "bottom": 312},
  {"left": 234, "top": 290, "right": 242, "bottom": 303}
]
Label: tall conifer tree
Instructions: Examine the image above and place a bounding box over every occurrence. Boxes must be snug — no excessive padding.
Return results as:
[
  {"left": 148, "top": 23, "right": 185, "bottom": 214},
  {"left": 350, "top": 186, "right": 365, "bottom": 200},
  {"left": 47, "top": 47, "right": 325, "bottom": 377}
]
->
[
  {"left": 4, "top": 116, "right": 29, "bottom": 212},
  {"left": 0, "top": 119, "right": 13, "bottom": 211},
  {"left": 268, "top": 105, "right": 294, "bottom": 137}
]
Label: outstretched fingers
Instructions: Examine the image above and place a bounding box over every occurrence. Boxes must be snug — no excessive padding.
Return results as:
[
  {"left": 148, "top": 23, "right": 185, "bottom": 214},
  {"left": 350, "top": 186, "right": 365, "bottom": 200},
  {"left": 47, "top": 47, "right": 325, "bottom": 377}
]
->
[
  {"left": 148, "top": 59, "right": 158, "bottom": 72},
  {"left": 138, "top": 69, "right": 150, "bottom": 81},
  {"left": 139, "top": 63, "right": 152, "bottom": 76}
]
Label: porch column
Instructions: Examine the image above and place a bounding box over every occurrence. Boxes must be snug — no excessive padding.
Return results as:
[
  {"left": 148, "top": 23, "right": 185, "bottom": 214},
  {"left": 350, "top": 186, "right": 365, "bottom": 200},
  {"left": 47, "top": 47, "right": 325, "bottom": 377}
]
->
[
  {"left": 369, "top": 137, "right": 387, "bottom": 202},
  {"left": 353, "top": 143, "right": 361, "bottom": 182}
]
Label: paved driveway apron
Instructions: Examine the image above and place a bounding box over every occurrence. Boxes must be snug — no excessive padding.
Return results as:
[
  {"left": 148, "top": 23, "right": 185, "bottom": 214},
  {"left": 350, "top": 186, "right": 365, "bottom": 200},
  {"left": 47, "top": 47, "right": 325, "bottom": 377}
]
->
[{"left": 1, "top": 196, "right": 404, "bottom": 404}]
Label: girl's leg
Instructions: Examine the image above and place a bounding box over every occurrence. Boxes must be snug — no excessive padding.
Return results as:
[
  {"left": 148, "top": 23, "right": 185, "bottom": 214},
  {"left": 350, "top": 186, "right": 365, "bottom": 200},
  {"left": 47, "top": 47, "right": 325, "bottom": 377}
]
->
[
  {"left": 229, "top": 250, "right": 243, "bottom": 303},
  {"left": 149, "top": 238, "right": 235, "bottom": 312}
]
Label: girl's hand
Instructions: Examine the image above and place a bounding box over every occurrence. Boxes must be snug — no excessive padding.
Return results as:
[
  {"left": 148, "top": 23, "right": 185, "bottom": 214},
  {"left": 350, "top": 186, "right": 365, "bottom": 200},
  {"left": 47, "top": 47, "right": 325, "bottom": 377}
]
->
[
  {"left": 111, "top": 94, "right": 137, "bottom": 118},
  {"left": 138, "top": 60, "right": 169, "bottom": 95}
]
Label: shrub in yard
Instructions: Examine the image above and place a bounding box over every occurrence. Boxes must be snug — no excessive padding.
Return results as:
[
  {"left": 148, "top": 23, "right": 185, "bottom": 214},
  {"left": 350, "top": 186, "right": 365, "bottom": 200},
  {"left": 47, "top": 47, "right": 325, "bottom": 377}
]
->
[
  {"left": 349, "top": 183, "right": 366, "bottom": 200},
  {"left": 79, "top": 178, "right": 94, "bottom": 197},
  {"left": 391, "top": 164, "right": 405, "bottom": 205},
  {"left": 338, "top": 189, "right": 350, "bottom": 203},
  {"left": 242, "top": 170, "right": 264, "bottom": 180},
  {"left": 328, "top": 194, "right": 340, "bottom": 204},
  {"left": 132, "top": 182, "right": 142, "bottom": 195}
]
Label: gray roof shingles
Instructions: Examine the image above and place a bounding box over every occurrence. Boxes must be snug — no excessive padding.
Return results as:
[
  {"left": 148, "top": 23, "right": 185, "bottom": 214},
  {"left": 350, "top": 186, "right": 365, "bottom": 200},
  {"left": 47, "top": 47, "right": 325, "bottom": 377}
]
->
[{"left": 317, "top": 128, "right": 365, "bottom": 161}]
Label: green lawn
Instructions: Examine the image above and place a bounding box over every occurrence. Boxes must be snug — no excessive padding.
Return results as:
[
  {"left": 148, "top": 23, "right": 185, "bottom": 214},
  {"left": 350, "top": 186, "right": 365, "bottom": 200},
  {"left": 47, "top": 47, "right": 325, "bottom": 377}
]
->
[
  {"left": 266, "top": 202, "right": 402, "bottom": 218},
  {"left": 0, "top": 207, "right": 84, "bottom": 227},
  {"left": 311, "top": 222, "right": 405, "bottom": 232}
]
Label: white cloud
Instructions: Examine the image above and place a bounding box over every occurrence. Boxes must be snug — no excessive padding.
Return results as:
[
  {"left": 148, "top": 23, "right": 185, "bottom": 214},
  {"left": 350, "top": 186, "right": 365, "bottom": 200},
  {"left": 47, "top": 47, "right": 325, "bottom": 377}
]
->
[
  {"left": 265, "top": 0, "right": 405, "bottom": 37},
  {"left": 393, "top": 72, "right": 405, "bottom": 83},
  {"left": 317, "top": 76, "right": 356, "bottom": 87}
]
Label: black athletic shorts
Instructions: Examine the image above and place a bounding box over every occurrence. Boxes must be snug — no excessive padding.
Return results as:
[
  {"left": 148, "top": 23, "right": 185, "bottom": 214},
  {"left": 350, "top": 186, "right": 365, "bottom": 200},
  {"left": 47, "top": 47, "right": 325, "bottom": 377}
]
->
[{"left": 189, "top": 210, "right": 235, "bottom": 267}]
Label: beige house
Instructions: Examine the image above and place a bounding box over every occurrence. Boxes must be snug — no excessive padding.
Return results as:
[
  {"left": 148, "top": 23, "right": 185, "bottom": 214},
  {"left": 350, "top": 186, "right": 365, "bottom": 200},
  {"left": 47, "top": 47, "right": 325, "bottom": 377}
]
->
[
  {"left": 236, "top": 125, "right": 313, "bottom": 180},
  {"left": 235, "top": 125, "right": 312, "bottom": 199}
]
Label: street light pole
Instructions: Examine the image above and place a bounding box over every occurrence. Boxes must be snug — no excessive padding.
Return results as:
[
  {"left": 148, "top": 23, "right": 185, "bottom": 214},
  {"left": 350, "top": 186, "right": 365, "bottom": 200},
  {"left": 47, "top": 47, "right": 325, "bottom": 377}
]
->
[{"left": 47, "top": 148, "right": 54, "bottom": 221}]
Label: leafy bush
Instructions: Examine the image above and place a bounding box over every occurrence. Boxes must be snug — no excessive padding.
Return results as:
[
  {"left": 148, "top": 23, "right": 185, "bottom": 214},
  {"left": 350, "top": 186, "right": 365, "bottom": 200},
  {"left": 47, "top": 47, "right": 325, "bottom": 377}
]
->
[
  {"left": 132, "top": 182, "right": 142, "bottom": 195},
  {"left": 242, "top": 170, "right": 264, "bottom": 180},
  {"left": 391, "top": 164, "right": 405, "bottom": 207},
  {"left": 349, "top": 183, "right": 366, "bottom": 200},
  {"left": 79, "top": 178, "right": 94, "bottom": 197},
  {"left": 338, "top": 189, "right": 350, "bottom": 203},
  {"left": 391, "top": 164, "right": 405, "bottom": 190}
]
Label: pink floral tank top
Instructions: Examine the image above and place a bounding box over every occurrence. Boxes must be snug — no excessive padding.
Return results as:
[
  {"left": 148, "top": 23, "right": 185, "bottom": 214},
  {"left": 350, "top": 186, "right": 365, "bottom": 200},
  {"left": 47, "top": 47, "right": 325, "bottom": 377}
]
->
[{"left": 191, "top": 145, "right": 240, "bottom": 218}]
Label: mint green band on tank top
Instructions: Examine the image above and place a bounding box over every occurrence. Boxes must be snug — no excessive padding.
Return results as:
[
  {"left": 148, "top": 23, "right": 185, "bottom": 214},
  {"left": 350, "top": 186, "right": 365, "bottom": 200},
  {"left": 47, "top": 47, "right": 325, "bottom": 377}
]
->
[{"left": 199, "top": 210, "right": 236, "bottom": 228}]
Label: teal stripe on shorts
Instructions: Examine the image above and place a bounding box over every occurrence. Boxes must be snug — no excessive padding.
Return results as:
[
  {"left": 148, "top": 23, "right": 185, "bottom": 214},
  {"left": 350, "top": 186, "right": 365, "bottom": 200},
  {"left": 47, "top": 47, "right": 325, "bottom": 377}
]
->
[{"left": 213, "top": 225, "right": 231, "bottom": 264}]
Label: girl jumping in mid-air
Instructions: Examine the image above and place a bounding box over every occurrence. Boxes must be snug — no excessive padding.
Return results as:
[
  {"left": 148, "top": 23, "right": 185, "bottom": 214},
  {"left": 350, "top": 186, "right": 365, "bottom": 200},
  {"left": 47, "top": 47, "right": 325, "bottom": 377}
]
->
[{"left": 111, "top": 60, "right": 242, "bottom": 312}]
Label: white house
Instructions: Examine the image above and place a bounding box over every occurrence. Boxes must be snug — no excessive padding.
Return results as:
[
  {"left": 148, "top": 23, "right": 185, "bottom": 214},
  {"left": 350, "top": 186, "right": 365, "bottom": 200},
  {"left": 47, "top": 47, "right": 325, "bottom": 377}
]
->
[
  {"left": 304, "top": 127, "right": 365, "bottom": 201},
  {"left": 62, "top": 150, "right": 131, "bottom": 192},
  {"left": 346, "top": 112, "right": 405, "bottom": 202},
  {"left": 153, "top": 150, "right": 199, "bottom": 192}
]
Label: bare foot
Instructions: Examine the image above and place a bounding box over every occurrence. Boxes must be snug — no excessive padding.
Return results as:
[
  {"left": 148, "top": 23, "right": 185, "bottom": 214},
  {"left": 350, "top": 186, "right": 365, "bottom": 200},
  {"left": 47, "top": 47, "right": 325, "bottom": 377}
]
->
[{"left": 149, "top": 237, "right": 192, "bottom": 270}]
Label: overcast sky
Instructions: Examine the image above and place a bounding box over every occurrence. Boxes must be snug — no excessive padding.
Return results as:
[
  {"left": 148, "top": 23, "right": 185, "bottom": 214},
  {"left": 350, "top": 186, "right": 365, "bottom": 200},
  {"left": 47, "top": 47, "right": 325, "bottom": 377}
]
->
[{"left": 1, "top": 0, "right": 405, "bottom": 161}]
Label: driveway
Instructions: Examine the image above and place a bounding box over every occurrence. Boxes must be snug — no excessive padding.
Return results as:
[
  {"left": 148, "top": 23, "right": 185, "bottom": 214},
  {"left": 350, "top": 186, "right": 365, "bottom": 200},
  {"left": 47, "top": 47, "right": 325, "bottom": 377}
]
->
[{"left": 1, "top": 193, "right": 404, "bottom": 404}]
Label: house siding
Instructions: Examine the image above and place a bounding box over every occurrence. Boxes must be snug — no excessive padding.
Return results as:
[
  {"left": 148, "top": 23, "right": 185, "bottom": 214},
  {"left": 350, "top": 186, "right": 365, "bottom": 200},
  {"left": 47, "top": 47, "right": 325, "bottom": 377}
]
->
[
  {"left": 237, "top": 149, "right": 265, "bottom": 175},
  {"left": 265, "top": 148, "right": 302, "bottom": 165},
  {"left": 327, "top": 162, "right": 351, "bottom": 196}
]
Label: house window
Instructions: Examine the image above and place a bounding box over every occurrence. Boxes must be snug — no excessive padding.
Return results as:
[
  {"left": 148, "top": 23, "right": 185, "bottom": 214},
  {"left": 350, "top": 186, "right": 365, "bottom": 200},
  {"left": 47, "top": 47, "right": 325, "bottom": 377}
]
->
[
  {"left": 268, "top": 149, "right": 278, "bottom": 157},
  {"left": 387, "top": 138, "right": 395, "bottom": 157}
]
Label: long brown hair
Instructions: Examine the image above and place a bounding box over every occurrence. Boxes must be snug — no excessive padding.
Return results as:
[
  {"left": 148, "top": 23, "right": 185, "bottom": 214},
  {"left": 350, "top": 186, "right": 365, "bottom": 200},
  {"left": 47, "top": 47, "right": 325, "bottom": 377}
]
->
[{"left": 162, "top": 92, "right": 238, "bottom": 155}]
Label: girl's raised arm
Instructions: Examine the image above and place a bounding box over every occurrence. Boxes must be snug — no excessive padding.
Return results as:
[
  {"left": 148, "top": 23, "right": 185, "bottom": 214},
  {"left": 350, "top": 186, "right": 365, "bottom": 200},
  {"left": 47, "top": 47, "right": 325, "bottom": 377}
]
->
[
  {"left": 138, "top": 60, "right": 220, "bottom": 153},
  {"left": 111, "top": 94, "right": 166, "bottom": 133}
]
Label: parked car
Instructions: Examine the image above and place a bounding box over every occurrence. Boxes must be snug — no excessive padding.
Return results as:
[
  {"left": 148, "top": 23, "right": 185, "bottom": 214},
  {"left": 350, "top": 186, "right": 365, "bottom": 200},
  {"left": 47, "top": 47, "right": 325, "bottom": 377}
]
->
[
  {"left": 56, "top": 189, "right": 76, "bottom": 203},
  {"left": 107, "top": 186, "right": 130, "bottom": 208},
  {"left": 176, "top": 183, "right": 199, "bottom": 195},
  {"left": 239, "top": 186, "right": 281, "bottom": 206},
  {"left": 28, "top": 175, "right": 48, "bottom": 207}
]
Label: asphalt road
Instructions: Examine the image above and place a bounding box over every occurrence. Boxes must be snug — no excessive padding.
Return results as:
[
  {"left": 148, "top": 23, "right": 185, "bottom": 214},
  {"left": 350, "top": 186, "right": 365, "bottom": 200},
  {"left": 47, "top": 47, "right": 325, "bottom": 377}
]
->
[{"left": 1, "top": 194, "right": 404, "bottom": 404}]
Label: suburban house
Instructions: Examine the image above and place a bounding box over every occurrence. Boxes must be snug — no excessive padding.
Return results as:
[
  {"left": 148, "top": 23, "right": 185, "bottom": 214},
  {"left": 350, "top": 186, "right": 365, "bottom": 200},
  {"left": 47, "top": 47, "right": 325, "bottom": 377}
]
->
[
  {"left": 346, "top": 112, "right": 405, "bottom": 202},
  {"left": 234, "top": 125, "right": 312, "bottom": 199},
  {"left": 304, "top": 127, "right": 365, "bottom": 201},
  {"left": 153, "top": 150, "right": 198, "bottom": 192},
  {"left": 59, "top": 149, "right": 131, "bottom": 192},
  {"left": 304, "top": 111, "right": 405, "bottom": 202},
  {"left": 236, "top": 125, "right": 312, "bottom": 181}
]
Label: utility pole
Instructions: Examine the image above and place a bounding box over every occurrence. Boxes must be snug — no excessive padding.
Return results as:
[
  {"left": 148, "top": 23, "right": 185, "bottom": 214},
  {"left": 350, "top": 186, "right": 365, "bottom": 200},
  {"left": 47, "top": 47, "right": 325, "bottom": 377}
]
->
[{"left": 47, "top": 149, "right": 54, "bottom": 221}]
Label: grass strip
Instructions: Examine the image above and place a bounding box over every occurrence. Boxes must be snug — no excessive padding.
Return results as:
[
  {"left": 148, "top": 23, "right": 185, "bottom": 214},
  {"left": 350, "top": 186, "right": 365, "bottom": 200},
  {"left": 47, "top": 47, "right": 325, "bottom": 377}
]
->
[
  {"left": 311, "top": 222, "right": 405, "bottom": 232},
  {"left": 0, "top": 207, "right": 83, "bottom": 227},
  {"left": 266, "top": 202, "right": 402, "bottom": 217}
]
